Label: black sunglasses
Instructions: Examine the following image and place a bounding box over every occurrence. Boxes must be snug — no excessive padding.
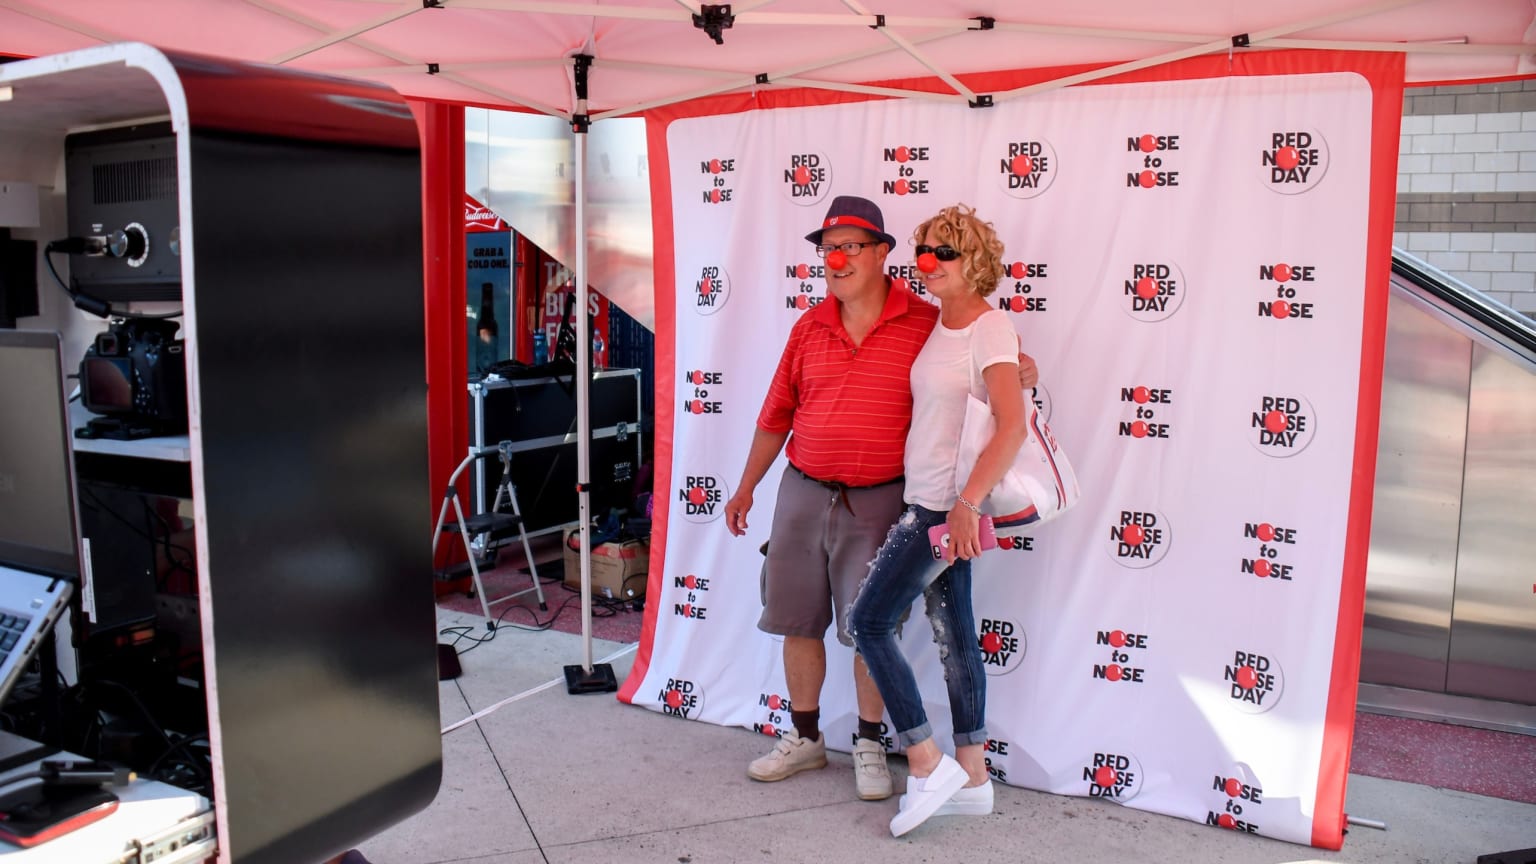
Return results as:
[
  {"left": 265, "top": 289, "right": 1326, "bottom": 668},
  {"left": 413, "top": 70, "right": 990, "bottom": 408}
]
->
[{"left": 914, "top": 244, "right": 961, "bottom": 261}]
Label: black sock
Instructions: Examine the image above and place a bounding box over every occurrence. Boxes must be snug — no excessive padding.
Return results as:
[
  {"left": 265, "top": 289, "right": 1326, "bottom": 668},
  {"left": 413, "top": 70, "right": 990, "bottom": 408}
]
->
[
  {"left": 791, "top": 708, "right": 820, "bottom": 742},
  {"left": 857, "top": 718, "right": 883, "bottom": 743}
]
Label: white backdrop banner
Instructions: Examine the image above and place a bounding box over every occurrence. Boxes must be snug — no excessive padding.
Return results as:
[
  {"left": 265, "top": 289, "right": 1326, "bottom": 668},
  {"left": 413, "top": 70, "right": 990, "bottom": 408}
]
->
[{"left": 620, "top": 52, "right": 1401, "bottom": 850}]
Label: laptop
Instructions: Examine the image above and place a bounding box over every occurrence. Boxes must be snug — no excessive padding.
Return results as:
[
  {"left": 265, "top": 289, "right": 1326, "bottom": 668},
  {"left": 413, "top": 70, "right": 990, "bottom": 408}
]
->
[{"left": 0, "top": 330, "right": 79, "bottom": 707}]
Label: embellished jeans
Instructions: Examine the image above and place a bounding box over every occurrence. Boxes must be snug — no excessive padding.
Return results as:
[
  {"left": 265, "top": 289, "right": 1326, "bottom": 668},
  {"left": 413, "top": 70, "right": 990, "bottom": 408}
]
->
[{"left": 849, "top": 505, "right": 987, "bottom": 750}]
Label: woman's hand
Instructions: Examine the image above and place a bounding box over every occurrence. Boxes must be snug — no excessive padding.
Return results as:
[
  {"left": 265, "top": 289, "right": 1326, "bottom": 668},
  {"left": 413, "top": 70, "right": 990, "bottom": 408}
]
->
[{"left": 945, "top": 505, "right": 983, "bottom": 563}]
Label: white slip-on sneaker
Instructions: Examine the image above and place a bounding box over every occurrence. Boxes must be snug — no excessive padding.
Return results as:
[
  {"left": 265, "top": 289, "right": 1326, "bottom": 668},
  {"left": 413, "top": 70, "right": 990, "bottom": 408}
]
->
[
  {"left": 898, "top": 779, "right": 993, "bottom": 816},
  {"left": 889, "top": 753, "right": 967, "bottom": 837},
  {"left": 747, "top": 728, "right": 828, "bottom": 782},
  {"left": 852, "top": 738, "right": 894, "bottom": 801}
]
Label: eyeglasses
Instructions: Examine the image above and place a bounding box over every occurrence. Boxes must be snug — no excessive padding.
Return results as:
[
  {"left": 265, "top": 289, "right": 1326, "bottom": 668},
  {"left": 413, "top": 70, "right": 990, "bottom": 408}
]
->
[
  {"left": 915, "top": 244, "right": 962, "bottom": 261},
  {"left": 815, "top": 241, "right": 880, "bottom": 259}
]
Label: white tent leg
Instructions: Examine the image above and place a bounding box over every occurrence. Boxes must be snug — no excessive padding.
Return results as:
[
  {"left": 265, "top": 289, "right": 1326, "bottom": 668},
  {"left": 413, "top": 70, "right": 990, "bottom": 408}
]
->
[
  {"left": 565, "top": 59, "right": 618, "bottom": 694},
  {"left": 576, "top": 122, "right": 593, "bottom": 674}
]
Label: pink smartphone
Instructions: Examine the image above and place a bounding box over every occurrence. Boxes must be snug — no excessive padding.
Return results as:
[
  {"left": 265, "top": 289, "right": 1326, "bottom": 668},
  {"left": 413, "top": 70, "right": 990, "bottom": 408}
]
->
[{"left": 928, "top": 515, "right": 998, "bottom": 560}]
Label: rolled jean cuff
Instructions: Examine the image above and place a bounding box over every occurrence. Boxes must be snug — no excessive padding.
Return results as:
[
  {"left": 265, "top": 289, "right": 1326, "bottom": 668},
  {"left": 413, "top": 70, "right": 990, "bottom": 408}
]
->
[
  {"left": 953, "top": 727, "right": 988, "bottom": 749},
  {"left": 897, "top": 721, "right": 934, "bottom": 750}
]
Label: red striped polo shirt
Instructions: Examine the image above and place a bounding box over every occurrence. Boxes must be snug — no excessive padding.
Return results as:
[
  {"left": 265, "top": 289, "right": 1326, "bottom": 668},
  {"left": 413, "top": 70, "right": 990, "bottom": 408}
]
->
[{"left": 757, "top": 282, "right": 939, "bottom": 486}]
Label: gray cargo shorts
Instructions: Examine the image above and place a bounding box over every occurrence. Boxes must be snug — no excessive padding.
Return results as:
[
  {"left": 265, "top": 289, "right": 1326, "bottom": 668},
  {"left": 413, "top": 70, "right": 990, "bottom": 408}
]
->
[{"left": 757, "top": 465, "right": 906, "bottom": 647}]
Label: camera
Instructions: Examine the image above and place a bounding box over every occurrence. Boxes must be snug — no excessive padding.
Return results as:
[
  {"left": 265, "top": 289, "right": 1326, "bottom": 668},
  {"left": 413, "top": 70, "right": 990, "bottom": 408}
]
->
[{"left": 76, "top": 319, "right": 187, "bottom": 440}]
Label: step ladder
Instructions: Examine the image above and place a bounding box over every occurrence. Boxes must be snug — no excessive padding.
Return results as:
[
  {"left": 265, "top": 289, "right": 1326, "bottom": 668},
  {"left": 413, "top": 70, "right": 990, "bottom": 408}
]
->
[{"left": 432, "top": 441, "right": 546, "bottom": 621}]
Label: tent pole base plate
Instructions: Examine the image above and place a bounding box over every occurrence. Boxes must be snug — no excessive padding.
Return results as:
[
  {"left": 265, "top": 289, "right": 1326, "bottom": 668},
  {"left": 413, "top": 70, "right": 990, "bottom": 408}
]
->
[{"left": 564, "top": 663, "right": 618, "bottom": 695}]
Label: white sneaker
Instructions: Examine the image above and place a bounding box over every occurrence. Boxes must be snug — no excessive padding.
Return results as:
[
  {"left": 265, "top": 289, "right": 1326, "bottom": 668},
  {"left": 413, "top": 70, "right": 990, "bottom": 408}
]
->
[
  {"left": 889, "top": 754, "right": 966, "bottom": 837},
  {"left": 852, "top": 738, "right": 893, "bottom": 801},
  {"left": 747, "top": 729, "right": 827, "bottom": 782},
  {"left": 899, "top": 779, "right": 993, "bottom": 816}
]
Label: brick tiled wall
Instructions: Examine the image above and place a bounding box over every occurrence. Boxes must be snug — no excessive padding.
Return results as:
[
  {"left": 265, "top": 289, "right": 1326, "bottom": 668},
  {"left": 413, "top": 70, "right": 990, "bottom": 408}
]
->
[{"left": 1397, "top": 79, "right": 1536, "bottom": 318}]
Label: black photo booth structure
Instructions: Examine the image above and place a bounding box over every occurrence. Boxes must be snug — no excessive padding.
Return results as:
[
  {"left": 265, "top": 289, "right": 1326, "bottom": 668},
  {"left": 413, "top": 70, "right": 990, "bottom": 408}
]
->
[{"left": 0, "top": 45, "right": 440, "bottom": 864}]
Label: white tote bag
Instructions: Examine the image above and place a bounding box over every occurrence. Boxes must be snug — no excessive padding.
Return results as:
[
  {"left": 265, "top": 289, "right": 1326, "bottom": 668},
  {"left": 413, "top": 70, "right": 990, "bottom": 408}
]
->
[{"left": 955, "top": 344, "right": 1080, "bottom": 533}]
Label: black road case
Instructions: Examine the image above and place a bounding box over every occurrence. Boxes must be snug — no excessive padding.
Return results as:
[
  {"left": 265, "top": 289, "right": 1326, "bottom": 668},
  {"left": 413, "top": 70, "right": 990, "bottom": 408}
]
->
[{"left": 470, "top": 368, "right": 643, "bottom": 536}]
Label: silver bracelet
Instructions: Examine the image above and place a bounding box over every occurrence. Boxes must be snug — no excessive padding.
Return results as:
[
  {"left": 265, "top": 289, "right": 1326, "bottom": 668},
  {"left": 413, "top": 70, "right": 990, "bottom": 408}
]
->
[{"left": 955, "top": 493, "right": 981, "bottom": 515}]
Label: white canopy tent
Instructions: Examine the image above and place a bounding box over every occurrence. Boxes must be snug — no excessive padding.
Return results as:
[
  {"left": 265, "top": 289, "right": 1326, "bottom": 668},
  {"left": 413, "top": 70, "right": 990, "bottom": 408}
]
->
[
  {"left": 3, "top": 0, "right": 1533, "bottom": 686},
  {"left": 4, "top": 1, "right": 1534, "bottom": 113}
]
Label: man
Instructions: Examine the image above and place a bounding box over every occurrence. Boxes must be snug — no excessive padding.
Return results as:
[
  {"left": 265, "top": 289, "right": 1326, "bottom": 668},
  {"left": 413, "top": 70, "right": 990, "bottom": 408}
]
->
[{"left": 724, "top": 195, "right": 1037, "bottom": 802}]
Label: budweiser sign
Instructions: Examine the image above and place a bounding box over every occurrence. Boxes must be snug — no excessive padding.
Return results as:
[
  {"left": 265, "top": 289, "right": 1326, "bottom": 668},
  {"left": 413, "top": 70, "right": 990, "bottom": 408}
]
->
[{"left": 466, "top": 195, "right": 505, "bottom": 232}]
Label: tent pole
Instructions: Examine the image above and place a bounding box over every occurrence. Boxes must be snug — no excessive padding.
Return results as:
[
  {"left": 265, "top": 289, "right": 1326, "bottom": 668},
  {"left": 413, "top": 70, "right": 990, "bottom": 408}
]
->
[
  {"left": 1261, "top": 37, "right": 1534, "bottom": 55},
  {"left": 590, "top": 27, "right": 967, "bottom": 121},
  {"left": 839, "top": 0, "right": 977, "bottom": 103},
  {"left": 994, "top": 0, "right": 1425, "bottom": 103},
  {"left": 564, "top": 53, "right": 617, "bottom": 695},
  {"left": 576, "top": 123, "right": 592, "bottom": 673},
  {"left": 268, "top": 3, "right": 424, "bottom": 65}
]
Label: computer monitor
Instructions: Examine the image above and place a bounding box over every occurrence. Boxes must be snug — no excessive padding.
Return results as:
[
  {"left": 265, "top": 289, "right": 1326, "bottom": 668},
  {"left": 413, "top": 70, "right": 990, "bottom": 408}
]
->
[{"left": 0, "top": 330, "right": 81, "bottom": 580}]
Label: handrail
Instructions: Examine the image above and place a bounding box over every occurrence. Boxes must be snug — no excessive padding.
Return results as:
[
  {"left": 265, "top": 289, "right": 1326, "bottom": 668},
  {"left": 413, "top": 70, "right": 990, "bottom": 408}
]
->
[{"left": 1391, "top": 248, "right": 1536, "bottom": 364}]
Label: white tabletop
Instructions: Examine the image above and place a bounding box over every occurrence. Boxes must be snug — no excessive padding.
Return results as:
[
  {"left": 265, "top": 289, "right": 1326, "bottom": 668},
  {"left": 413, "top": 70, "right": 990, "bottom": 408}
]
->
[
  {"left": 68, "top": 401, "right": 191, "bottom": 463},
  {"left": 0, "top": 732, "right": 212, "bottom": 861}
]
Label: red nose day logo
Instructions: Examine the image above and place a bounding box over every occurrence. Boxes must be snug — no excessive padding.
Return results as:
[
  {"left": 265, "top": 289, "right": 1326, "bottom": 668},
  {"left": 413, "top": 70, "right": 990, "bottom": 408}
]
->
[
  {"left": 1108, "top": 509, "right": 1170, "bottom": 568},
  {"left": 752, "top": 691, "right": 792, "bottom": 737},
  {"left": 984, "top": 738, "right": 1013, "bottom": 783},
  {"left": 1257, "top": 261, "right": 1318, "bottom": 321},
  {"left": 1118, "top": 385, "right": 1173, "bottom": 440},
  {"left": 1248, "top": 394, "right": 1316, "bottom": 457},
  {"left": 849, "top": 720, "right": 897, "bottom": 752},
  {"left": 978, "top": 617, "right": 1025, "bottom": 676},
  {"left": 672, "top": 572, "right": 709, "bottom": 620},
  {"left": 1092, "top": 628, "right": 1149, "bottom": 684},
  {"left": 1000, "top": 139, "right": 1057, "bottom": 198},
  {"left": 693, "top": 265, "right": 731, "bottom": 315},
  {"left": 887, "top": 263, "right": 931, "bottom": 302},
  {"left": 997, "top": 259, "right": 1049, "bottom": 313},
  {"left": 1240, "top": 521, "right": 1299, "bottom": 582},
  {"left": 700, "top": 156, "right": 735, "bottom": 204},
  {"left": 1261, "top": 129, "right": 1329, "bottom": 194},
  {"left": 1208, "top": 768, "right": 1265, "bottom": 833},
  {"left": 882, "top": 144, "right": 931, "bottom": 196},
  {"left": 678, "top": 474, "right": 730, "bottom": 523},
  {"left": 784, "top": 260, "right": 826, "bottom": 311},
  {"left": 682, "top": 369, "right": 724, "bottom": 416},
  {"left": 782, "top": 151, "right": 832, "bottom": 205},
  {"left": 1083, "top": 751, "right": 1143, "bottom": 801},
  {"left": 1119, "top": 261, "right": 1186, "bottom": 321},
  {"left": 1224, "top": 650, "right": 1284, "bottom": 713},
  {"left": 996, "top": 533, "right": 1035, "bottom": 552},
  {"left": 659, "top": 677, "right": 705, "bottom": 719},
  {"left": 1126, "top": 133, "right": 1181, "bottom": 189}
]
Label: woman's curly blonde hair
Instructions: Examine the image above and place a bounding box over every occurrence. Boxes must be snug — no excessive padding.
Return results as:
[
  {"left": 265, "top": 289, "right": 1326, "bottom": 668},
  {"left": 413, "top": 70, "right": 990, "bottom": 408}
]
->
[{"left": 910, "top": 204, "right": 1006, "bottom": 298}]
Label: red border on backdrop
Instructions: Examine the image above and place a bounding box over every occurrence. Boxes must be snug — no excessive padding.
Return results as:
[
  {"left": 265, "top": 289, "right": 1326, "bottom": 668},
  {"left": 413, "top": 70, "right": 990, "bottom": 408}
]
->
[{"left": 618, "top": 49, "right": 1403, "bottom": 851}]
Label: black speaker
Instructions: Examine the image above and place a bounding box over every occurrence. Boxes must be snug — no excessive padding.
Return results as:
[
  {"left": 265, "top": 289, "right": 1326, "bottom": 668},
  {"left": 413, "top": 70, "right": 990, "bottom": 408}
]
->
[
  {"left": 64, "top": 123, "right": 181, "bottom": 301},
  {"left": 0, "top": 232, "right": 37, "bottom": 327}
]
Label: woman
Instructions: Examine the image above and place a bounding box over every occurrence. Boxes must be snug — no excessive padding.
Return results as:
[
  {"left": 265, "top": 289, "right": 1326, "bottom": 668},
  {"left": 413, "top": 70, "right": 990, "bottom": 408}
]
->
[{"left": 848, "top": 204, "right": 1030, "bottom": 838}]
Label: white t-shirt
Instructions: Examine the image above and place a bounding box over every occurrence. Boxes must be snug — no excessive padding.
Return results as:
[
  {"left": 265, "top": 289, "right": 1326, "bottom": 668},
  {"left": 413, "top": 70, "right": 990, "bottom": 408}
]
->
[{"left": 904, "top": 308, "right": 1019, "bottom": 510}]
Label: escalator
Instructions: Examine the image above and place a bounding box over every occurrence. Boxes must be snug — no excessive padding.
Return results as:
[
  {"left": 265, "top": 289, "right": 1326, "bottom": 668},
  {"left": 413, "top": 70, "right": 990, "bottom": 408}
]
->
[{"left": 1360, "top": 250, "right": 1536, "bottom": 733}]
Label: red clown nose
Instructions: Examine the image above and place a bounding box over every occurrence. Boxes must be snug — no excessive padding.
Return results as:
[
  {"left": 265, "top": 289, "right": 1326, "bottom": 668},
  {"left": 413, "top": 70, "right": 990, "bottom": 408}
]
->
[
  {"left": 916, "top": 252, "right": 939, "bottom": 273},
  {"left": 826, "top": 249, "right": 848, "bottom": 270}
]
